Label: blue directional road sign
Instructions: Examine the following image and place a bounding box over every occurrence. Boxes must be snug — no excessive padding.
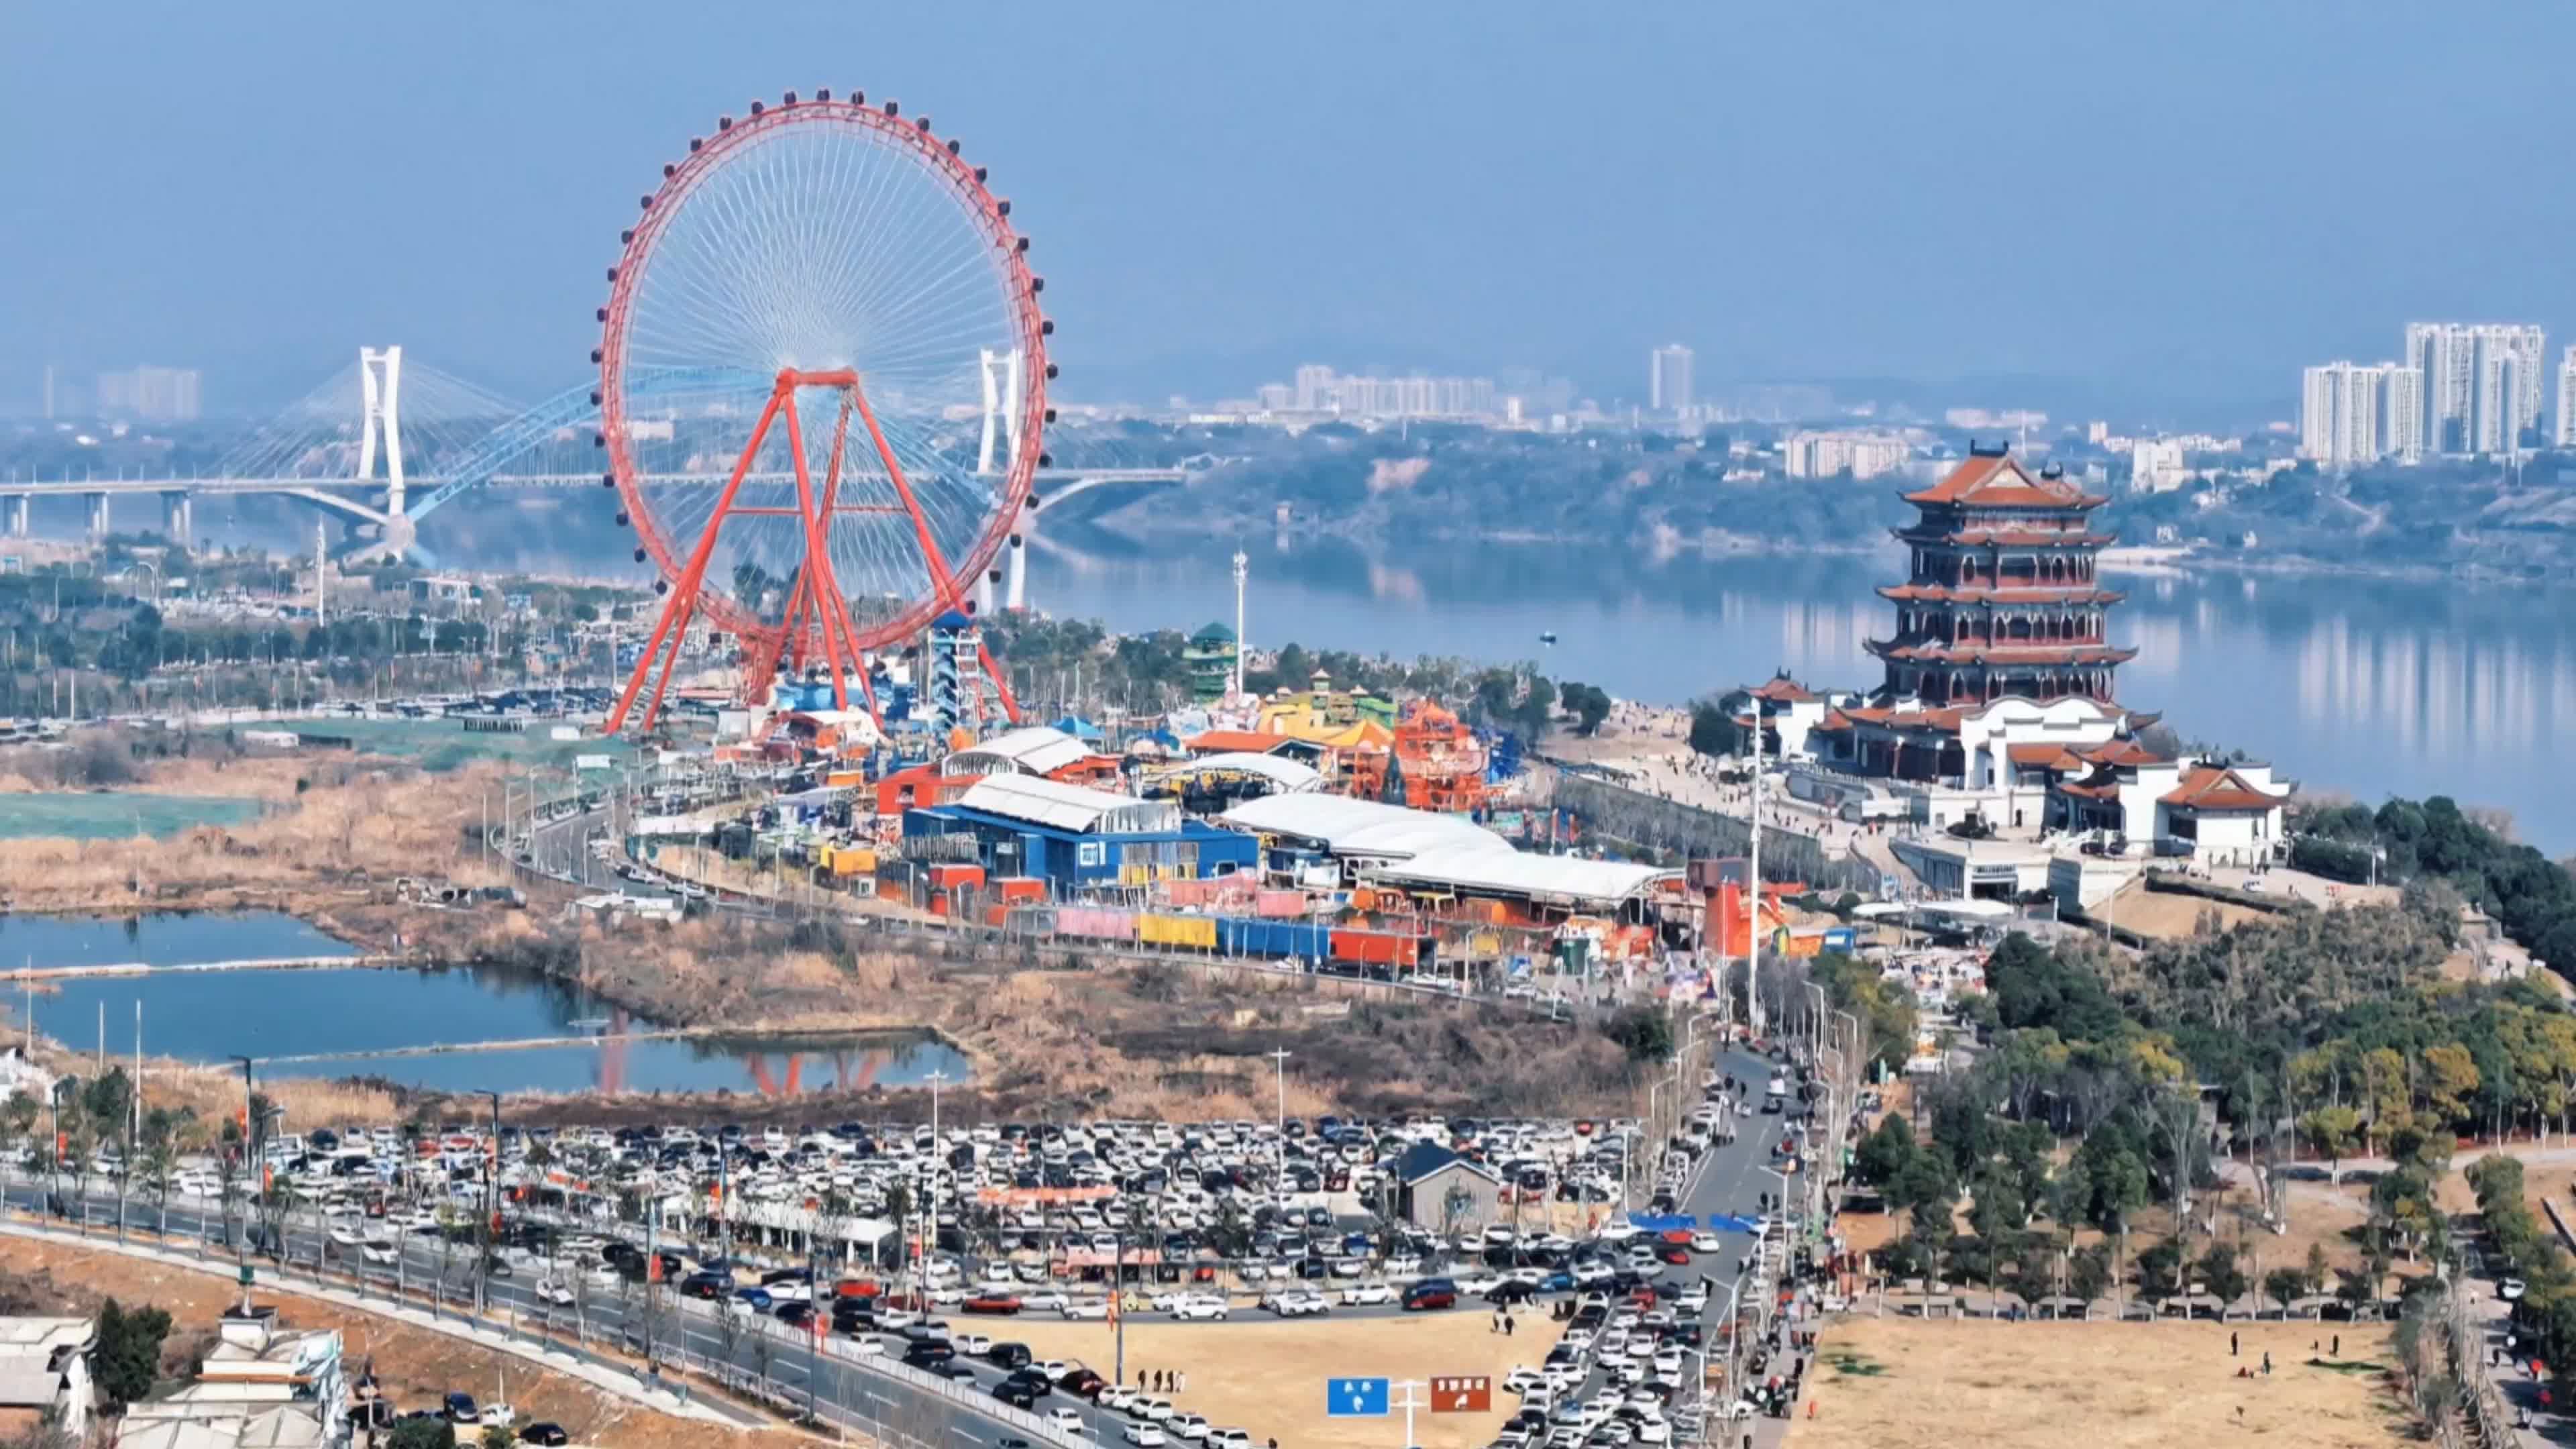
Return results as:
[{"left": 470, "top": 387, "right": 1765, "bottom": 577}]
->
[{"left": 1327, "top": 1379, "right": 1391, "bottom": 1417}]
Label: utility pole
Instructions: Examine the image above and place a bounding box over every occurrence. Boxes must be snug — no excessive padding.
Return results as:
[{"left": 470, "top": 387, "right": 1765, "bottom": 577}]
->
[
  {"left": 1230, "top": 549, "right": 1248, "bottom": 697},
  {"left": 1268, "top": 1050, "right": 1291, "bottom": 1187},
  {"left": 1746, "top": 716, "right": 1764, "bottom": 1040}
]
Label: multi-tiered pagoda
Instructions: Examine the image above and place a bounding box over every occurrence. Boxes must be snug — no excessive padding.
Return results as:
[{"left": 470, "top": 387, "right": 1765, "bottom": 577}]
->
[{"left": 1866, "top": 442, "right": 2133, "bottom": 706}]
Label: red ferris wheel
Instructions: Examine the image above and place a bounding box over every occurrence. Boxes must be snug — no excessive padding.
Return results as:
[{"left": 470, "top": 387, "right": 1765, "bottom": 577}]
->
[{"left": 598, "top": 89, "right": 1047, "bottom": 735}]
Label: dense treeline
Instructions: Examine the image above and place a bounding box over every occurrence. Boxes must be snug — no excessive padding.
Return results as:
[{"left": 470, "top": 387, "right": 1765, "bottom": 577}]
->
[
  {"left": 2293, "top": 794, "right": 2576, "bottom": 981},
  {"left": 1838, "top": 885, "right": 2576, "bottom": 1344}
]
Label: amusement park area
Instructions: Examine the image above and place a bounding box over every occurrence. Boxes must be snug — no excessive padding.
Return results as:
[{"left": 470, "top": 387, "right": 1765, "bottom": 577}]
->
[{"left": 0, "top": 65, "right": 2477, "bottom": 1449}]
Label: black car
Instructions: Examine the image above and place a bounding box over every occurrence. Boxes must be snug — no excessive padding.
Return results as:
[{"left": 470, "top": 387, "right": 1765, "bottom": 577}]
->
[
  {"left": 1000, "top": 1369, "right": 1053, "bottom": 1400},
  {"left": 988, "top": 1342, "right": 1033, "bottom": 1370},
  {"left": 681, "top": 1271, "right": 732, "bottom": 1301},
  {"left": 775, "top": 1302, "right": 814, "bottom": 1329},
  {"left": 992, "top": 1382, "right": 1036, "bottom": 1409},
  {"left": 519, "top": 1425, "right": 570, "bottom": 1446},
  {"left": 443, "top": 1392, "right": 478, "bottom": 1423},
  {"left": 902, "top": 1342, "right": 956, "bottom": 1368}
]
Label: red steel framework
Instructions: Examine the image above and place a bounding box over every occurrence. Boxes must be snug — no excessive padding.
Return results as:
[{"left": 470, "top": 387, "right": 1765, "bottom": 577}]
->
[{"left": 598, "top": 92, "right": 1044, "bottom": 735}]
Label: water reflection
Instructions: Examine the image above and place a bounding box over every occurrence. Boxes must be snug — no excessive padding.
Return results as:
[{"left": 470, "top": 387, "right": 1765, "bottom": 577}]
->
[{"left": 1030, "top": 534, "right": 2576, "bottom": 848}]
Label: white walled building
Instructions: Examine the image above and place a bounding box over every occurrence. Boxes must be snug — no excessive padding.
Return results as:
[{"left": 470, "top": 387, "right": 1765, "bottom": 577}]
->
[
  {"left": 1650, "top": 344, "right": 1694, "bottom": 415},
  {"left": 2300, "top": 361, "right": 2386, "bottom": 470},
  {"left": 2130, "top": 437, "right": 2189, "bottom": 492},
  {"left": 1782, "top": 430, "right": 1910, "bottom": 479},
  {"left": 2557, "top": 347, "right": 2576, "bottom": 449},
  {"left": 2385, "top": 364, "right": 2425, "bottom": 462},
  {"left": 2405, "top": 322, "right": 2544, "bottom": 453}
]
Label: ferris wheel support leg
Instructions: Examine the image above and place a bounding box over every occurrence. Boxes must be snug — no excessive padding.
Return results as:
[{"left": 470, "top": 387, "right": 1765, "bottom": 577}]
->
[
  {"left": 978, "top": 640, "right": 1022, "bottom": 724},
  {"left": 605, "top": 382, "right": 790, "bottom": 736},
  {"left": 780, "top": 396, "right": 853, "bottom": 714},
  {"left": 635, "top": 595, "right": 698, "bottom": 735}
]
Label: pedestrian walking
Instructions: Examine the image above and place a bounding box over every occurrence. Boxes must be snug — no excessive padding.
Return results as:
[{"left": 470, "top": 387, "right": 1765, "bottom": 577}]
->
[
  {"left": 2261, "top": 1352, "right": 2271, "bottom": 1377},
  {"left": 2331, "top": 1334, "right": 2339, "bottom": 1356},
  {"left": 2231, "top": 1331, "right": 2238, "bottom": 1356}
]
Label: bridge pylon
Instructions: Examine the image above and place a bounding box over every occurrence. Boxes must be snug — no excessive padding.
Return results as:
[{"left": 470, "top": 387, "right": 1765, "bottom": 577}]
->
[
  {"left": 977, "top": 347, "right": 1023, "bottom": 478},
  {"left": 357, "top": 346, "right": 407, "bottom": 521}
]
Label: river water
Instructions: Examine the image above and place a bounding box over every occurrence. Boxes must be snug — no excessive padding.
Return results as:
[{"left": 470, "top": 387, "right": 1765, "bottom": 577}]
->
[
  {"left": 1, "top": 913, "right": 967, "bottom": 1097},
  {"left": 1028, "top": 535, "right": 2576, "bottom": 853}
]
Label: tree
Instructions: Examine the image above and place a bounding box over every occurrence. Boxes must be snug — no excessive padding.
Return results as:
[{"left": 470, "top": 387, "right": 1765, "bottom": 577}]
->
[
  {"left": 2264, "top": 1267, "right": 2308, "bottom": 1315},
  {"left": 2066, "top": 1243, "right": 2111, "bottom": 1309},
  {"left": 2196, "top": 1241, "right": 2248, "bottom": 1311},
  {"left": 1852, "top": 1114, "right": 1917, "bottom": 1188},
  {"left": 1600, "top": 1005, "right": 1676, "bottom": 1065},
  {"left": 92, "top": 1297, "right": 172, "bottom": 1412},
  {"left": 388, "top": 1417, "right": 458, "bottom": 1449},
  {"left": 1440, "top": 1182, "right": 1477, "bottom": 1238},
  {"left": 480, "top": 1427, "right": 515, "bottom": 1449},
  {"left": 1686, "top": 702, "right": 1742, "bottom": 759},
  {"left": 2135, "top": 1238, "right": 2184, "bottom": 1302},
  {"left": 2299, "top": 1106, "right": 2361, "bottom": 1171}
]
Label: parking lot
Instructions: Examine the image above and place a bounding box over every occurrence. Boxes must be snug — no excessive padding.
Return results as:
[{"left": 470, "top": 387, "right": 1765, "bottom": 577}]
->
[{"left": 18, "top": 1038, "right": 1835, "bottom": 1449}]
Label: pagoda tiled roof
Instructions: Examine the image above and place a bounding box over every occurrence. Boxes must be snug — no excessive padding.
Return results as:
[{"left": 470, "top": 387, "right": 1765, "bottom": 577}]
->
[
  {"left": 1865, "top": 641, "right": 2139, "bottom": 666},
  {"left": 1894, "top": 527, "right": 2118, "bottom": 549},
  {"left": 1748, "top": 675, "right": 1817, "bottom": 703},
  {"left": 1877, "top": 583, "right": 2125, "bottom": 606},
  {"left": 1900, "top": 451, "right": 2109, "bottom": 509}
]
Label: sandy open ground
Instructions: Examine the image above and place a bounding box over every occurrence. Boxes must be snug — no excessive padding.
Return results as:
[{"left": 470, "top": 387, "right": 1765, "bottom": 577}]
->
[
  {"left": 1798, "top": 1318, "right": 2408, "bottom": 1449},
  {"left": 988, "top": 1309, "right": 1564, "bottom": 1449}
]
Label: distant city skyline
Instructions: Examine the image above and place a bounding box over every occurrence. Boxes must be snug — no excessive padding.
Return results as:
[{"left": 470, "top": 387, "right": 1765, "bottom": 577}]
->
[{"left": 11, "top": 6, "right": 2576, "bottom": 423}]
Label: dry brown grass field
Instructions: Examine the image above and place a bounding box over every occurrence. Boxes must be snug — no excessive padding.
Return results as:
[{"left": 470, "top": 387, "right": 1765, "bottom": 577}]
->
[
  {"left": 993, "top": 1309, "right": 1558, "bottom": 1449},
  {"left": 1798, "top": 1318, "right": 2409, "bottom": 1449}
]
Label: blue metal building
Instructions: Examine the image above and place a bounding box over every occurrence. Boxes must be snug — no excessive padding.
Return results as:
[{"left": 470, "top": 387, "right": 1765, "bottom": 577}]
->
[{"left": 901, "top": 773, "right": 1259, "bottom": 895}]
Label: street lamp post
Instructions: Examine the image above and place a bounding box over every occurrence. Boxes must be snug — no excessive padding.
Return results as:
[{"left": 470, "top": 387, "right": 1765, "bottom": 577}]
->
[
  {"left": 1267, "top": 1049, "right": 1291, "bottom": 1186},
  {"left": 227, "top": 1054, "right": 256, "bottom": 1311},
  {"left": 477, "top": 1089, "right": 503, "bottom": 1316},
  {"left": 922, "top": 1069, "right": 947, "bottom": 1299}
]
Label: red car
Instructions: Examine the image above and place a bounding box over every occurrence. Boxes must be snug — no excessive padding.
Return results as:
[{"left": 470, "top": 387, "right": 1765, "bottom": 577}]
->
[
  {"left": 1657, "top": 1229, "right": 1695, "bottom": 1246},
  {"left": 963, "top": 1293, "right": 1024, "bottom": 1316}
]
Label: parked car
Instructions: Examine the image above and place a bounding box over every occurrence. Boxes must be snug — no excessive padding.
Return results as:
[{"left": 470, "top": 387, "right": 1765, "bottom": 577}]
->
[{"left": 518, "top": 1426, "right": 568, "bottom": 1446}]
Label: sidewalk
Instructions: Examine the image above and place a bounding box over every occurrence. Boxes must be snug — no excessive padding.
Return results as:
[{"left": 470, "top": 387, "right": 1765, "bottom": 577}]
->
[{"left": 0, "top": 1218, "right": 756, "bottom": 1428}]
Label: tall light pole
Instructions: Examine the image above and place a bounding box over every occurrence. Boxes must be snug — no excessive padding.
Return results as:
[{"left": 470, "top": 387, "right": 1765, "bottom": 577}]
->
[
  {"left": 476, "top": 1089, "right": 503, "bottom": 1316},
  {"left": 1745, "top": 717, "right": 1764, "bottom": 1040},
  {"left": 1267, "top": 1050, "right": 1291, "bottom": 1186},
  {"left": 1230, "top": 549, "right": 1248, "bottom": 698},
  {"left": 922, "top": 1069, "right": 947, "bottom": 1298},
  {"left": 225, "top": 1054, "right": 257, "bottom": 1308}
]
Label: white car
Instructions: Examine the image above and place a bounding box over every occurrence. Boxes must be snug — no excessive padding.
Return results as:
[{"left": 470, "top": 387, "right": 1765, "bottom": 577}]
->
[
  {"left": 1131, "top": 1398, "right": 1175, "bottom": 1424},
  {"left": 850, "top": 1336, "right": 885, "bottom": 1356},
  {"left": 954, "top": 1332, "right": 994, "bottom": 1356},
  {"left": 1046, "top": 1409, "right": 1089, "bottom": 1436},
  {"left": 1023, "top": 1291, "right": 1069, "bottom": 1312},
  {"left": 1061, "top": 1299, "right": 1110, "bottom": 1320},
  {"left": 361, "top": 1239, "right": 400, "bottom": 1265},
  {"left": 1120, "top": 1426, "right": 1165, "bottom": 1448},
  {"left": 1263, "top": 1290, "right": 1328, "bottom": 1317},
  {"left": 1208, "top": 1432, "right": 1252, "bottom": 1449},
  {"left": 476, "top": 1404, "right": 516, "bottom": 1428},
  {"left": 1166, "top": 1415, "right": 1210, "bottom": 1442},
  {"left": 1169, "top": 1295, "right": 1229, "bottom": 1322},
  {"left": 1633, "top": 1419, "right": 1669, "bottom": 1444},
  {"left": 1504, "top": 1368, "right": 1547, "bottom": 1395},
  {"left": 532, "top": 1278, "right": 575, "bottom": 1305},
  {"left": 2502, "top": 1278, "right": 2529, "bottom": 1301},
  {"left": 1340, "top": 1283, "right": 1393, "bottom": 1305},
  {"left": 1688, "top": 1232, "right": 1721, "bottom": 1254}
]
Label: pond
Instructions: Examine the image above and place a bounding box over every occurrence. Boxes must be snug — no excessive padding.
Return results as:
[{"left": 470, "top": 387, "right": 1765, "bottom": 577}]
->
[
  {"left": 0, "top": 794, "right": 263, "bottom": 842},
  {"left": 0, "top": 911, "right": 352, "bottom": 968},
  {"left": 3, "top": 913, "right": 966, "bottom": 1097}
]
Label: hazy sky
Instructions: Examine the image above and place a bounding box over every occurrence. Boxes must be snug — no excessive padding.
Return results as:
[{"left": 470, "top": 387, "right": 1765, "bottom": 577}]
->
[{"left": 7, "top": 2, "right": 2571, "bottom": 418}]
